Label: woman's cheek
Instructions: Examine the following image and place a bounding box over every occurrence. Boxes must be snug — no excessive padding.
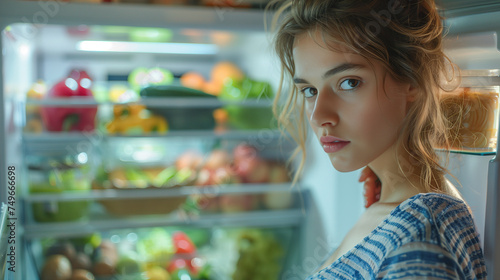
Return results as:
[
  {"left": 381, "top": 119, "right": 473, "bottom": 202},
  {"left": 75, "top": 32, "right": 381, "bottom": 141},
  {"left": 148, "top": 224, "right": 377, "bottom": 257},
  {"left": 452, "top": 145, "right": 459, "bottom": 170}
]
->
[{"left": 304, "top": 102, "right": 314, "bottom": 124}]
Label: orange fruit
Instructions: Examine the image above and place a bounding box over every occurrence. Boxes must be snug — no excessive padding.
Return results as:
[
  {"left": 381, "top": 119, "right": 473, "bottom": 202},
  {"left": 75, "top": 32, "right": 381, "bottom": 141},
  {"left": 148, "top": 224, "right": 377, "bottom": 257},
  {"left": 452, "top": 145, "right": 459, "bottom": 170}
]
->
[
  {"left": 203, "top": 81, "right": 222, "bottom": 96},
  {"left": 180, "top": 72, "right": 206, "bottom": 91},
  {"left": 210, "top": 62, "right": 244, "bottom": 88}
]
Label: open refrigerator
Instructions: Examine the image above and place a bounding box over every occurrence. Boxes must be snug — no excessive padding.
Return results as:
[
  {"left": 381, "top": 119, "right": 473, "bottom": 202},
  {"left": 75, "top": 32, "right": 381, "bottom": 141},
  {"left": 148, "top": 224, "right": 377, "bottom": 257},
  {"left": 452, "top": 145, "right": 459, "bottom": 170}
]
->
[
  {"left": 0, "top": 1, "right": 310, "bottom": 280},
  {"left": 1, "top": 1, "right": 500, "bottom": 280}
]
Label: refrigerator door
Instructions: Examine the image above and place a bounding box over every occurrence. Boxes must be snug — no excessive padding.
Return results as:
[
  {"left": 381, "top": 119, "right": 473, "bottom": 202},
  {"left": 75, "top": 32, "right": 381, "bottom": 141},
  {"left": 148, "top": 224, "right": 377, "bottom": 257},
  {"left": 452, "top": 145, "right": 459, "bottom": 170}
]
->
[{"left": 443, "top": 5, "right": 500, "bottom": 276}]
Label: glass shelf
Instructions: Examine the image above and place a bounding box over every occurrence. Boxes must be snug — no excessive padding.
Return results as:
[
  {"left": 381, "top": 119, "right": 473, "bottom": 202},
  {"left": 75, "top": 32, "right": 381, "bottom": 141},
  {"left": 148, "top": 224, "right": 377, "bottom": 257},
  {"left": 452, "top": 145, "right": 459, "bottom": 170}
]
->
[
  {"left": 22, "top": 129, "right": 286, "bottom": 142},
  {"left": 23, "top": 209, "right": 305, "bottom": 239},
  {"left": 23, "top": 183, "right": 298, "bottom": 202},
  {"left": 25, "top": 97, "right": 273, "bottom": 108}
]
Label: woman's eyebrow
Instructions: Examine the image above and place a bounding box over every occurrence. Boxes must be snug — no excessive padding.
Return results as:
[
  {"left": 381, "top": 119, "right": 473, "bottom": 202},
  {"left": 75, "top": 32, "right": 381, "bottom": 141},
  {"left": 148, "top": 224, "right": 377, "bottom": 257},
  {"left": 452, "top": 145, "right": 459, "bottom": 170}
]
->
[{"left": 293, "top": 63, "right": 366, "bottom": 84}]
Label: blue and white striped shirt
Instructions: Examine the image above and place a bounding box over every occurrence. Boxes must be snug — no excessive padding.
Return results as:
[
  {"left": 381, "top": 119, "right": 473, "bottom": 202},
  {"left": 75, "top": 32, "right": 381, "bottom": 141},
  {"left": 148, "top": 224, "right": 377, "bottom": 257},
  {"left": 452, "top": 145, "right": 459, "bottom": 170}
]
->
[{"left": 307, "top": 193, "right": 487, "bottom": 279}]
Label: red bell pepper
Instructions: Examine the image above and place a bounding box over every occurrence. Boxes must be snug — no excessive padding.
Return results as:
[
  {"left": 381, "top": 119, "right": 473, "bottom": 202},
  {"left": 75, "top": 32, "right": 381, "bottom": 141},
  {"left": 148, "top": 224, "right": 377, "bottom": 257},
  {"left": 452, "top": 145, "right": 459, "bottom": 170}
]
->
[{"left": 41, "top": 69, "right": 98, "bottom": 132}]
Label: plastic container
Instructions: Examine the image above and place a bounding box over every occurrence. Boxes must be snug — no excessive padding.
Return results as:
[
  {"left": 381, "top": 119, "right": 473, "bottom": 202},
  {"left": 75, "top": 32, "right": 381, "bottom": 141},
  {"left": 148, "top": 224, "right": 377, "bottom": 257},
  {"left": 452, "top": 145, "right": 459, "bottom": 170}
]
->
[{"left": 440, "top": 69, "right": 500, "bottom": 154}]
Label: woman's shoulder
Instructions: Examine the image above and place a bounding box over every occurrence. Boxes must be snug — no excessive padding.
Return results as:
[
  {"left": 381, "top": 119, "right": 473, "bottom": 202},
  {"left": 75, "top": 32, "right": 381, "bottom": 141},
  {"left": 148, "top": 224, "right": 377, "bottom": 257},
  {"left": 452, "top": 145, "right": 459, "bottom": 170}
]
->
[
  {"left": 377, "top": 192, "right": 487, "bottom": 279},
  {"left": 397, "top": 192, "right": 477, "bottom": 230},
  {"left": 392, "top": 192, "right": 477, "bottom": 241}
]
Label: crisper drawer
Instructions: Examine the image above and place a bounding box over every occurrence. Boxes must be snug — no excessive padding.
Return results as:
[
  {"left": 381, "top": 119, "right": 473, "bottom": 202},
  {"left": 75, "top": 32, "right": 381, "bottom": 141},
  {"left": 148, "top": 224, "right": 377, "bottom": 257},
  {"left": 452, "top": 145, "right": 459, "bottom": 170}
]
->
[{"left": 26, "top": 224, "right": 302, "bottom": 280}]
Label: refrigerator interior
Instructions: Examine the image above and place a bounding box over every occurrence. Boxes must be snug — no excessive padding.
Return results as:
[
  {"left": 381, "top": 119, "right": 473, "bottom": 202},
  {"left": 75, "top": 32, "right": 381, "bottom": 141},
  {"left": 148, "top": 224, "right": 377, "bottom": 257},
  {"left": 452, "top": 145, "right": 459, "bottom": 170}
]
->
[
  {"left": 0, "top": 2, "right": 310, "bottom": 280},
  {"left": 2, "top": 1, "right": 500, "bottom": 280}
]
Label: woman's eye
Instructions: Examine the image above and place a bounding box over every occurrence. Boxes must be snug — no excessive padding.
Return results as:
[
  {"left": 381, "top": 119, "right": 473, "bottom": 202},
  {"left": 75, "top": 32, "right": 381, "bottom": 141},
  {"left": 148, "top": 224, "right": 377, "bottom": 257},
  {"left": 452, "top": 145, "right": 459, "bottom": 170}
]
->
[
  {"left": 300, "top": 87, "right": 318, "bottom": 98},
  {"left": 339, "top": 79, "right": 361, "bottom": 91}
]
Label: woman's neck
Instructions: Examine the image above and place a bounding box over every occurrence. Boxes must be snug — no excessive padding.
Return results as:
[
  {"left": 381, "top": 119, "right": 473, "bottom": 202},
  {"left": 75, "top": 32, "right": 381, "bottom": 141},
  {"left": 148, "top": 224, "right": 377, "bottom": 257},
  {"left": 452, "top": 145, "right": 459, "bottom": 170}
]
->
[{"left": 368, "top": 145, "right": 429, "bottom": 204}]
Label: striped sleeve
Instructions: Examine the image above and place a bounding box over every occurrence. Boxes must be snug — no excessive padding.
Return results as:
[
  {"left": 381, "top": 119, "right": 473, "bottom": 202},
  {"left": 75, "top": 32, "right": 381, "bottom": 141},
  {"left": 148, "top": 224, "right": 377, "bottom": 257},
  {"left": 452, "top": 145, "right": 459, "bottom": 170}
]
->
[{"left": 376, "top": 242, "right": 463, "bottom": 279}]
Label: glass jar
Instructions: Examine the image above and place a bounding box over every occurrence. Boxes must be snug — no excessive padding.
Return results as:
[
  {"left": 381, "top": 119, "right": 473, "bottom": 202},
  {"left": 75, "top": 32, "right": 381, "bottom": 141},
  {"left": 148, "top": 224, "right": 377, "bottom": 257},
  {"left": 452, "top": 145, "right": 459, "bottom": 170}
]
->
[{"left": 440, "top": 69, "right": 500, "bottom": 154}]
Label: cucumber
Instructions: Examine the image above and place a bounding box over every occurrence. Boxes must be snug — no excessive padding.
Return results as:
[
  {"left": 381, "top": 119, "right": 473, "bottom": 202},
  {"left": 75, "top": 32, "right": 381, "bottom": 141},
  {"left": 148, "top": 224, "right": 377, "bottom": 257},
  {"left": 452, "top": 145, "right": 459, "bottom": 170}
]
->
[{"left": 140, "top": 85, "right": 216, "bottom": 98}]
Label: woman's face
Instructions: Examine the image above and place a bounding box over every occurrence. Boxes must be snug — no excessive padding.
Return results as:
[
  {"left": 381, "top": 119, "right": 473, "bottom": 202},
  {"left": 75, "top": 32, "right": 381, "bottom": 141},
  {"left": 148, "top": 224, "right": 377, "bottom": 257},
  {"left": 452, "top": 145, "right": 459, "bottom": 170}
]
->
[{"left": 292, "top": 32, "right": 413, "bottom": 172}]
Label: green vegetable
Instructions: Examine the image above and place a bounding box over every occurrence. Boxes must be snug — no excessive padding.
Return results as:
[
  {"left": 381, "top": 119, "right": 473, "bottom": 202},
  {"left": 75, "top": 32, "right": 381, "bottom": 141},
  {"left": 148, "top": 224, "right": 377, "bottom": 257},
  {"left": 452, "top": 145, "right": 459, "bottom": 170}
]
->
[
  {"left": 140, "top": 85, "right": 217, "bottom": 98},
  {"left": 152, "top": 166, "right": 177, "bottom": 187},
  {"left": 218, "top": 77, "right": 273, "bottom": 101},
  {"left": 137, "top": 228, "right": 175, "bottom": 262},
  {"left": 124, "top": 168, "right": 149, "bottom": 188}
]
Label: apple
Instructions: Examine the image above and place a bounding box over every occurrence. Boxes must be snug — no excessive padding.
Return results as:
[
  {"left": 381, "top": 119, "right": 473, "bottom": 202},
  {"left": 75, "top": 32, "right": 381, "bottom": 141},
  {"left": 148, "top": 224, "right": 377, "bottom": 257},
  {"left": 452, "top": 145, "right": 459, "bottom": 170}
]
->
[
  {"left": 175, "top": 150, "right": 203, "bottom": 171},
  {"left": 263, "top": 191, "right": 294, "bottom": 210},
  {"left": 196, "top": 166, "right": 241, "bottom": 186},
  {"left": 268, "top": 163, "right": 291, "bottom": 183},
  {"left": 233, "top": 144, "right": 258, "bottom": 162},
  {"left": 233, "top": 157, "right": 270, "bottom": 183},
  {"left": 204, "top": 149, "right": 231, "bottom": 171}
]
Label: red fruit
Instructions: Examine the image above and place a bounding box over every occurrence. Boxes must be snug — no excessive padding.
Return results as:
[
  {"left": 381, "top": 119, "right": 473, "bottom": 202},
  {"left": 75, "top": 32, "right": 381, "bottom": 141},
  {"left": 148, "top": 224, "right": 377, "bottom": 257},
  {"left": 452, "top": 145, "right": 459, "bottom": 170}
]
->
[
  {"left": 233, "top": 144, "right": 257, "bottom": 163},
  {"left": 167, "top": 256, "right": 202, "bottom": 276},
  {"left": 41, "top": 69, "right": 97, "bottom": 132},
  {"left": 234, "top": 157, "right": 270, "bottom": 183},
  {"left": 172, "top": 232, "right": 196, "bottom": 254},
  {"left": 167, "top": 257, "right": 188, "bottom": 273}
]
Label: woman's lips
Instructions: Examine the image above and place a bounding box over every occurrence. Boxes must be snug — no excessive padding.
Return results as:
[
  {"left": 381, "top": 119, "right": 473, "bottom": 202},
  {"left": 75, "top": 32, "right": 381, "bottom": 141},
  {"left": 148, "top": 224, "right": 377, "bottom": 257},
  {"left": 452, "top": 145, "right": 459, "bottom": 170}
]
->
[{"left": 320, "top": 136, "right": 350, "bottom": 153}]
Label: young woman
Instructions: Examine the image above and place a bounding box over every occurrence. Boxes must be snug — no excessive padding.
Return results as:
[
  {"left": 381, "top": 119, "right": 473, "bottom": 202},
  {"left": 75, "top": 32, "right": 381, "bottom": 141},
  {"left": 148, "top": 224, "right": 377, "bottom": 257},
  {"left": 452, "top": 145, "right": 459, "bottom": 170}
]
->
[{"left": 270, "top": 0, "right": 487, "bottom": 279}]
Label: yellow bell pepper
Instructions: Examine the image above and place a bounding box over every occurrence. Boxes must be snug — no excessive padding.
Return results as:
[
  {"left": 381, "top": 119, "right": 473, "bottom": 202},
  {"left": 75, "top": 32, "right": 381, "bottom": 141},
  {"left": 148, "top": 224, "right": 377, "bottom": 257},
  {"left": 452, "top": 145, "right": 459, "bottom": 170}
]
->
[{"left": 106, "top": 104, "right": 168, "bottom": 134}]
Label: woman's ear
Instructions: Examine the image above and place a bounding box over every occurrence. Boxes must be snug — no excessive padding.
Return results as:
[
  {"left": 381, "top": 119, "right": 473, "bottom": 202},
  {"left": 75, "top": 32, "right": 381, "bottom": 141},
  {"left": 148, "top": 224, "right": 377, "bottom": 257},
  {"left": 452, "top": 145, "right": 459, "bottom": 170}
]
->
[{"left": 406, "top": 84, "right": 418, "bottom": 102}]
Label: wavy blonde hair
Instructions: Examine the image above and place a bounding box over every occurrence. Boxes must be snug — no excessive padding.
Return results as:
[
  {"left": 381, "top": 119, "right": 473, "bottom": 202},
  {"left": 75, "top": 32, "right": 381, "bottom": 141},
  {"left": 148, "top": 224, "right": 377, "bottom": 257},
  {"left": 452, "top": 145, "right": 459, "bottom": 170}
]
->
[{"left": 269, "top": 0, "right": 456, "bottom": 193}]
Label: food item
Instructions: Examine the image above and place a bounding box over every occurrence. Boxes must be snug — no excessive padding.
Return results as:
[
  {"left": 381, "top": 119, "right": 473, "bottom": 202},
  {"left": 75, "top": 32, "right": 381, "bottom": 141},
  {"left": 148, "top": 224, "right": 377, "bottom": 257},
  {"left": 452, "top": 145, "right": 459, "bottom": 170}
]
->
[
  {"left": 170, "top": 268, "right": 192, "bottom": 280},
  {"left": 218, "top": 77, "right": 274, "bottom": 130},
  {"left": 105, "top": 104, "right": 168, "bottom": 135},
  {"left": 128, "top": 67, "right": 174, "bottom": 92},
  {"left": 145, "top": 266, "right": 171, "bottom": 280},
  {"left": 209, "top": 61, "right": 245, "bottom": 94},
  {"left": 204, "top": 149, "right": 231, "bottom": 171},
  {"left": 440, "top": 88, "right": 499, "bottom": 150},
  {"left": 41, "top": 255, "right": 73, "bottom": 280},
  {"left": 115, "top": 251, "right": 143, "bottom": 276},
  {"left": 263, "top": 163, "right": 294, "bottom": 210},
  {"left": 41, "top": 69, "right": 98, "bottom": 132},
  {"left": 232, "top": 230, "right": 284, "bottom": 280},
  {"left": 129, "top": 27, "right": 173, "bottom": 42},
  {"left": 69, "top": 269, "right": 95, "bottom": 280},
  {"left": 92, "top": 240, "right": 118, "bottom": 277},
  {"left": 137, "top": 228, "right": 175, "bottom": 266},
  {"left": 172, "top": 231, "right": 196, "bottom": 254},
  {"left": 219, "top": 194, "right": 259, "bottom": 213},
  {"left": 213, "top": 108, "right": 229, "bottom": 132},
  {"left": 25, "top": 80, "right": 47, "bottom": 133},
  {"left": 180, "top": 72, "right": 206, "bottom": 91},
  {"left": 107, "top": 166, "right": 194, "bottom": 189},
  {"left": 232, "top": 144, "right": 270, "bottom": 183},
  {"left": 140, "top": 85, "right": 217, "bottom": 130},
  {"left": 140, "top": 85, "right": 216, "bottom": 98},
  {"left": 194, "top": 149, "right": 241, "bottom": 186},
  {"left": 70, "top": 252, "right": 92, "bottom": 271},
  {"left": 29, "top": 160, "right": 91, "bottom": 222},
  {"left": 46, "top": 241, "right": 77, "bottom": 261},
  {"left": 175, "top": 150, "right": 203, "bottom": 171}
]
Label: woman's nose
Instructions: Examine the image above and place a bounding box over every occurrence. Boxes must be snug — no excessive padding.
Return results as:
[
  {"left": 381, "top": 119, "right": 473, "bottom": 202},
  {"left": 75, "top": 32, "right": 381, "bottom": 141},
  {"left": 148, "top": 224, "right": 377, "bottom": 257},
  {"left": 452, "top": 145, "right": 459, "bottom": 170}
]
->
[{"left": 308, "top": 90, "right": 339, "bottom": 128}]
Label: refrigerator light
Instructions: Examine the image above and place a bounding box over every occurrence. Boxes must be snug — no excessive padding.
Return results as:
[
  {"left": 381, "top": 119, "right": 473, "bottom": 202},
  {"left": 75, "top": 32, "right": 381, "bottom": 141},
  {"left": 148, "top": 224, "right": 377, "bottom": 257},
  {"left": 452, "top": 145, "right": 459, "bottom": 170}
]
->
[{"left": 76, "top": 40, "right": 218, "bottom": 55}]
